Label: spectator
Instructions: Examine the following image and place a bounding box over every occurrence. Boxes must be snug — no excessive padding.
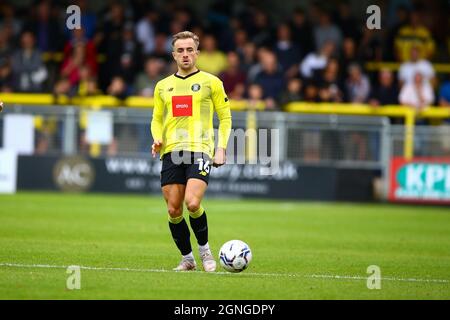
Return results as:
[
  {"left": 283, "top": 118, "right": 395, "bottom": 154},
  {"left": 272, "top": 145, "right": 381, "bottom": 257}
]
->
[
  {"left": 219, "top": 51, "right": 246, "bottom": 100},
  {"left": 317, "top": 59, "right": 344, "bottom": 103},
  {"left": 61, "top": 43, "right": 88, "bottom": 88},
  {"left": 0, "top": 3, "right": 22, "bottom": 40},
  {"left": 246, "top": 9, "right": 272, "bottom": 47},
  {"left": 368, "top": 69, "right": 399, "bottom": 107},
  {"left": 196, "top": 34, "right": 227, "bottom": 75},
  {"left": 233, "top": 29, "right": 249, "bottom": 61},
  {"left": 273, "top": 23, "right": 301, "bottom": 75},
  {"left": 394, "top": 7, "right": 435, "bottom": 62},
  {"left": 242, "top": 43, "right": 261, "bottom": 80},
  {"left": 63, "top": 28, "right": 98, "bottom": 76},
  {"left": 339, "top": 37, "right": 361, "bottom": 77},
  {"left": 280, "top": 78, "right": 303, "bottom": 108},
  {"left": 399, "top": 72, "right": 434, "bottom": 111},
  {"left": 303, "top": 81, "right": 319, "bottom": 102},
  {"left": 398, "top": 46, "right": 435, "bottom": 86},
  {"left": 11, "top": 31, "right": 48, "bottom": 92},
  {"left": 439, "top": 76, "right": 450, "bottom": 107},
  {"left": 108, "top": 22, "right": 142, "bottom": 86},
  {"left": 313, "top": 9, "right": 343, "bottom": 51},
  {"left": 0, "top": 57, "right": 13, "bottom": 92},
  {"left": 254, "top": 51, "right": 285, "bottom": 108},
  {"left": 107, "top": 76, "right": 130, "bottom": 100},
  {"left": 25, "top": 1, "right": 63, "bottom": 52},
  {"left": 134, "top": 57, "right": 164, "bottom": 97},
  {"left": 358, "top": 27, "right": 383, "bottom": 62},
  {"left": 335, "top": 1, "right": 360, "bottom": 41},
  {"left": 289, "top": 8, "right": 314, "bottom": 59},
  {"left": 245, "top": 83, "right": 265, "bottom": 110},
  {"left": 53, "top": 77, "right": 72, "bottom": 96},
  {"left": 0, "top": 29, "right": 12, "bottom": 61},
  {"left": 151, "top": 33, "right": 172, "bottom": 64},
  {"left": 135, "top": 8, "right": 156, "bottom": 55},
  {"left": 300, "top": 41, "right": 335, "bottom": 79},
  {"left": 384, "top": 5, "right": 409, "bottom": 60},
  {"left": 345, "top": 63, "right": 370, "bottom": 103},
  {"left": 77, "top": 66, "right": 100, "bottom": 96}
]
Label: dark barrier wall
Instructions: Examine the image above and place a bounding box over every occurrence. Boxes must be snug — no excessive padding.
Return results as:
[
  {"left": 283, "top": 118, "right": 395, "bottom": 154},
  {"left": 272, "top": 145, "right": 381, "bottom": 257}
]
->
[{"left": 17, "top": 155, "right": 377, "bottom": 201}]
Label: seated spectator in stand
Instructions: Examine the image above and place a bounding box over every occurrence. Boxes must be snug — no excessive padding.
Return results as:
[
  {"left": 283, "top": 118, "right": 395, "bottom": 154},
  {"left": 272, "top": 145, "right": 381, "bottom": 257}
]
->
[
  {"left": 317, "top": 59, "right": 344, "bottom": 103},
  {"left": 253, "top": 51, "right": 285, "bottom": 109},
  {"left": 239, "top": 42, "right": 257, "bottom": 75},
  {"left": 107, "top": 76, "right": 130, "bottom": 100},
  {"left": 196, "top": 34, "right": 227, "bottom": 75},
  {"left": 398, "top": 46, "right": 435, "bottom": 87},
  {"left": 219, "top": 51, "right": 246, "bottom": 100},
  {"left": 152, "top": 33, "right": 172, "bottom": 64},
  {"left": 53, "top": 77, "right": 72, "bottom": 96},
  {"left": 63, "top": 28, "right": 98, "bottom": 76},
  {"left": 368, "top": 69, "right": 399, "bottom": 107},
  {"left": 439, "top": 76, "right": 450, "bottom": 107},
  {"left": 313, "top": 9, "right": 343, "bottom": 50},
  {"left": 11, "top": 31, "right": 48, "bottom": 92},
  {"left": 247, "top": 46, "right": 270, "bottom": 83},
  {"left": 245, "top": 83, "right": 266, "bottom": 110},
  {"left": 394, "top": 7, "right": 435, "bottom": 62},
  {"left": 303, "top": 81, "right": 319, "bottom": 102},
  {"left": 289, "top": 7, "right": 314, "bottom": 59},
  {"left": 61, "top": 43, "right": 87, "bottom": 89},
  {"left": 77, "top": 66, "right": 101, "bottom": 96},
  {"left": 339, "top": 37, "right": 361, "bottom": 77},
  {"left": 399, "top": 72, "right": 435, "bottom": 111},
  {"left": 0, "top": 57, "right": 13, "bottom": 92},
  {"left": 109, "top": 22, "right": 143, "bottom": 88},
  {"left": 233, "top": 29, "right": 249, "bottom": 61},
  {"left": 345, "top": 63, "right": 370, "bottom": 103},
  {"left": 134, "top": 56, "right": 164, "bottom": 97},
  {"left": 273, "top": 23, "right": 301, "bottom": 76},
  {"left": 135, "top": 7, "right": 156, "bottom": 55},
  {"left": 280, "top": 78, "right": 303, "bottom": 108},
  {"left": 25, "top": 0, "right": 63, "bottom": 53},
  {"left": 300, "top": 41, "right": 335, "bottom": 79}
]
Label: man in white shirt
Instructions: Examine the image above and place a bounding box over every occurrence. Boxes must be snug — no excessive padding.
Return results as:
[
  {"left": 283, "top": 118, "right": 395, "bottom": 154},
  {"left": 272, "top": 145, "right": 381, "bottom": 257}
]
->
[
  {"left": 399, "top": 72, "right": 435, "bottom": 110},
  {"left": 300, "top": 41, "right": 335, "bottom": 79},
  {"left": 398, "top": 46, "right": 435, "bottom": 86}
]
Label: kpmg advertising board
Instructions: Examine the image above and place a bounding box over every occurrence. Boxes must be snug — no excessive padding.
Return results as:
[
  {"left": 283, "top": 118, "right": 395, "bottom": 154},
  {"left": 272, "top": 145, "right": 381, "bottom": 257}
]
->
[{"left": 16, "top": 155, "right": 376, "bottom": 201}]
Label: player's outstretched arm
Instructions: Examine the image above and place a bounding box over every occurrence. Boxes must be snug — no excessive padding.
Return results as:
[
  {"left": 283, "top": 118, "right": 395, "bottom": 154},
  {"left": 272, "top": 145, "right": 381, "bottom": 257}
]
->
[{"left": 0, "top": 101, "right": 3, "bottom": 112}]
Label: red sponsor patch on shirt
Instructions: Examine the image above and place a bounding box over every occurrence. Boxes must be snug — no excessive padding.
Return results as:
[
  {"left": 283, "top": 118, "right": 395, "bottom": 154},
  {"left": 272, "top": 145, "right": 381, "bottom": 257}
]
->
[{"left": 172, "top": 95, "right": 193, "bottom": 117}]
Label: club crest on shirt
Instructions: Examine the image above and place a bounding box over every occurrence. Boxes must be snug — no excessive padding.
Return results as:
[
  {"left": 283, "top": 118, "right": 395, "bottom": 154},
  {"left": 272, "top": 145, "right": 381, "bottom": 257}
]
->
[{"left": 191, "top": 84, "right": 201, "bottom": 92}]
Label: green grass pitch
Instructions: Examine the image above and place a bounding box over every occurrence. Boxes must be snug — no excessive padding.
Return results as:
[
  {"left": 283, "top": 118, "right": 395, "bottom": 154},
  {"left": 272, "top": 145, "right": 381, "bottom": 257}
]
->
[{"left": 0, "top": 192, "right": 449, "bottom": 299}]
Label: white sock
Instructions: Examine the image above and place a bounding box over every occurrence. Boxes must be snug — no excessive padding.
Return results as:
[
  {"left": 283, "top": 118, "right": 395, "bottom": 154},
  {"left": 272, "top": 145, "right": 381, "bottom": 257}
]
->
[
  {"left": 183, "top": 252, "right": 195, "bottom": 261},
  {"left": 199, "top": 243, "right": 210, "bottom": 252}
]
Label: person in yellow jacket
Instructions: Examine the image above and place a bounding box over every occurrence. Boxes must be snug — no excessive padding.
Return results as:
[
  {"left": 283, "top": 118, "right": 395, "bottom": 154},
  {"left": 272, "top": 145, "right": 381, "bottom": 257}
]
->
[{"left": 151, "top": 31, "right": 232, "bottom": 272}]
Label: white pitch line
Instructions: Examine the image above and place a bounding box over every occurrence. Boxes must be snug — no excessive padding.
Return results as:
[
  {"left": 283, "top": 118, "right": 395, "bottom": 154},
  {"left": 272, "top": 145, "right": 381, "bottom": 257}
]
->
[{"left": 0, "top": 262, "right": 449, "bottom": 284}]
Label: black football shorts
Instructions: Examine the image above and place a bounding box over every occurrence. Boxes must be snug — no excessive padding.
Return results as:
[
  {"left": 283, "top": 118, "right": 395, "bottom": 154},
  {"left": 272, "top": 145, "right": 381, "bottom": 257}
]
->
[{"left": 160, "top": 151, "right": 211, "bottom": 187}]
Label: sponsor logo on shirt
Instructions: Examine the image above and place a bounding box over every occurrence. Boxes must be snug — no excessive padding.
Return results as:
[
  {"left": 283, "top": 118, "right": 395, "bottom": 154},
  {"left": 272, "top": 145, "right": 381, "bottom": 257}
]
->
[{"left": 172, "top": 95, "right": 193, "bottom": 117}]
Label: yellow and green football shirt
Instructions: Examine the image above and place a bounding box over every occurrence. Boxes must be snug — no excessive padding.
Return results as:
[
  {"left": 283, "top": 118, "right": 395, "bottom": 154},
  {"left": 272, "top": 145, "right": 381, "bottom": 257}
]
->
[{"left": 151, "top": 70, "right": 232, "bottom": 159}]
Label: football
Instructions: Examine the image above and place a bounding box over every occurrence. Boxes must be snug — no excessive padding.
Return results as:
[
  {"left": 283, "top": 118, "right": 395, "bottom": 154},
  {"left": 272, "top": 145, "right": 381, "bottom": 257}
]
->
[{"left": 219, "top": 240, "right": 252, "bottom": 273}]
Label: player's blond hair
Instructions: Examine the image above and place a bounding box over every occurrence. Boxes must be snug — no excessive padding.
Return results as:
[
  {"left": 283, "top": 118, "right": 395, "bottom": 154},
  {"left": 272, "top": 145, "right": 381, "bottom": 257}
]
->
[{"left": 172, "top": 31, "right": 200, "bottom": 50}]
